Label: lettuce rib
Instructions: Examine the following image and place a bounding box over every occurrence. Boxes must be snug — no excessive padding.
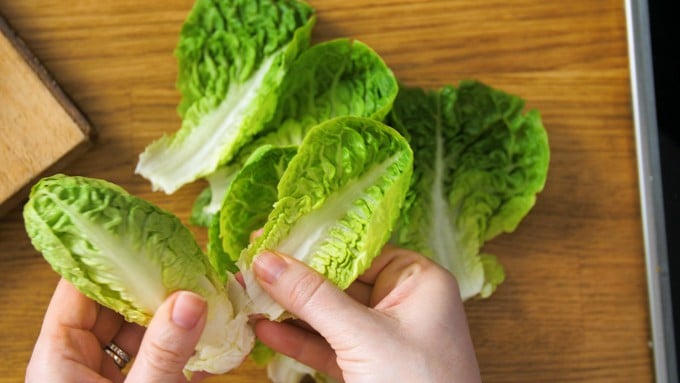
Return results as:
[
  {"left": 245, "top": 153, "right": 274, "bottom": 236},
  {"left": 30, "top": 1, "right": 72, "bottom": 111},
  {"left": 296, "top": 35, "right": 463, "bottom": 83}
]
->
[{"left": 136, "top": 0, "right": 315, "bottom": 194}]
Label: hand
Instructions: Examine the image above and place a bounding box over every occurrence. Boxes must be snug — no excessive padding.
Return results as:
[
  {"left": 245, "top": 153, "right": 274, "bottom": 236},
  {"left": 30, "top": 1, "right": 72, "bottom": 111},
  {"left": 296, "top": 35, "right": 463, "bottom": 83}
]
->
[
  {"left": 252, "top": 245, "right": 482, "bottom": 383},
  {"left": 26, "top": 278, "right": 209, "bottom": 383}
]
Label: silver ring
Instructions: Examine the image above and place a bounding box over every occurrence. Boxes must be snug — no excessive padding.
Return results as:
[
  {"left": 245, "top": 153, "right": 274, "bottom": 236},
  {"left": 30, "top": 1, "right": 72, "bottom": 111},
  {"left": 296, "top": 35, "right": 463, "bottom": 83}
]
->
[{"left": 105, "top": 342, "right": 131, "bottom": 369}]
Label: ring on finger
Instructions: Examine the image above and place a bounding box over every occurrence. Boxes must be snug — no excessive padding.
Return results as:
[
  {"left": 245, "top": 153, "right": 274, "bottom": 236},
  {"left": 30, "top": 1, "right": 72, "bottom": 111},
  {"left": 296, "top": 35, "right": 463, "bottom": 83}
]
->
[{"left": 104, "top": 342, "right": 131, "bottom": 369}]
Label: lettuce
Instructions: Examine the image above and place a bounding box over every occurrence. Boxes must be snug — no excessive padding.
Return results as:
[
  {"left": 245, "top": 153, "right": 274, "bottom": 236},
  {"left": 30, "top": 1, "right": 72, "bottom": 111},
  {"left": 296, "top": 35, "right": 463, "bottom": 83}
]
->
[
  {"left": 191, "top": 38, "right": 398, "bottom": 223},
  {"left": 136, "top": 0, "right": 315, "bottom": 194},
  {"left": 23, "top": 175, "right": 254, "bottom": 375},
  {"left": 237, "top": 116, "right": 413, "bottom": 319},
  {"left": 387, "top": 81, "right": 550, "bottom": 300},
  {"left": 266, "top": 354, "right": 338, "bottom": 383},
  {"left": 208, "top": 145, "right": 298, "bottom": 281}
]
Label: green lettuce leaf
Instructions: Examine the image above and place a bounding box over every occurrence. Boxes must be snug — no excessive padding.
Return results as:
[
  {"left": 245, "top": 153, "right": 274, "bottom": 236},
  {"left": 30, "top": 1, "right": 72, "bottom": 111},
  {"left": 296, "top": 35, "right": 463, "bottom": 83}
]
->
[
  {"left": 23, "top": 175, "right": 254, "bottom": 374},
  {"left": 238, "top": 116, "right": 413, "bottom": 319},
  {"left": 206, "top": 210, "right": 234, "bottom": 279},
  {"left": 193, "top": 38, "right": 399, "bottom": 222},
  {"left": 208, "top": 145, "right": 298, "bottom": 281},
  {"left": 136, "top": 0, "right": 315, "bottom": 193},
  {"left": 190, "top": 186, "right": 214, "bottom": 227},
  {"left": 387, "top": 81, "right": 550, "bottom": 300},
  {"left": 249, "top": 340, "right": 276, "bottom": 366}
]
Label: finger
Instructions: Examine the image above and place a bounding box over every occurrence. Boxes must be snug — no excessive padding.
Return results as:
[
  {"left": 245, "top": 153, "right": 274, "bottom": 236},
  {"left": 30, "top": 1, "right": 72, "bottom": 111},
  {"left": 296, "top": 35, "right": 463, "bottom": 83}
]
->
[
  {"left": 99, "top": 323, "right": 150, "bottom": 382},
  {"left": 43, "top": 279, "right": 98, "bottom": 331},
  {"left": 249, "top": 228, "right": 264, "bottom": 243},
  {"left": 344, "top": 279, "right": 372, "bottom": 306},
  {"left": 100, "top": 321, "right": 146, "bottom": 378},
  {"left": 252, "top": 251, "right": 373, "bottom": 343},
  {"left": 355, "top": 245, "right": 422, "bottom": 285},
  {"left": 253, "top": 319, "right": 342, "bottom": 381},
  {"left": 370, "top": 252, "right": 429, "bottom": 308},
  {"left": 126, "top": 291, "right": 207, "bottom": 383},
  {"left": 111, "top": 322, "right": 145, "bottom": 357},
  {"left": 235, "top": 272, "right": 245, "bottom": 287},
  {"left": 28, "top": 279, "right": 108, "bottom": 382},
  {"left": 281, "top": 318, "right": 317, "bottom": 335},
  {"left": 100, "top": 348, "right": 127, "bottom": 383},
  {"left": 95, "top": 312, "right": 144, "bottom": 380},
  {"left": 353, "top": 246, "right": 443, "bottom": 308},
  {"left": 372, "top": 255, "right": 463, "bottom": 321},
  {"left": 90, "top": 306, "right": 123, "bottom": 346}
]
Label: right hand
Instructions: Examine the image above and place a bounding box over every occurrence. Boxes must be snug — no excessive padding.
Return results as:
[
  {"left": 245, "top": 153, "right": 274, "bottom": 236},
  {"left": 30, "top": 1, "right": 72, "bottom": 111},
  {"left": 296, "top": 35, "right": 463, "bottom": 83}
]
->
[{"left": 251, "top": 245, "right": 482, "bottom": 383}]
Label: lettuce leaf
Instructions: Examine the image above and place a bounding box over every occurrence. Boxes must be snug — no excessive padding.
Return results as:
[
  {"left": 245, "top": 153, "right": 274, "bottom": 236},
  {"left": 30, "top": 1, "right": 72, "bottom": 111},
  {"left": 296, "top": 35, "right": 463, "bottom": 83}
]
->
[
  {"left": 267, "top": 354, "right": 338, "bottom": 383},
  {"left": 387, "top": 81, "right": 550, "bottom": 300},
  {"left": 237, "top": 116, "right": 413, "bottom": 319},
  {"left": 192, "top": 38, "right": 398, "bottom": 223},
  {"left": 136, "top": 0, "right": 315, "bottom": 193},
  {"left": 208, "top": 145, "right": 298, "bottom": 281},
  {"left": 23, "top": 175, "right": 254, "bottom": 374}
]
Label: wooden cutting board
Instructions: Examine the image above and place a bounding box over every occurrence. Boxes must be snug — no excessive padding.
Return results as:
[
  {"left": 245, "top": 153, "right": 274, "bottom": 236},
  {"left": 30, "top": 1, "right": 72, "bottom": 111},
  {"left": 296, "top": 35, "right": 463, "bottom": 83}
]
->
[{"left": 0, "top": 15, "right": 94, "bottom": 217}]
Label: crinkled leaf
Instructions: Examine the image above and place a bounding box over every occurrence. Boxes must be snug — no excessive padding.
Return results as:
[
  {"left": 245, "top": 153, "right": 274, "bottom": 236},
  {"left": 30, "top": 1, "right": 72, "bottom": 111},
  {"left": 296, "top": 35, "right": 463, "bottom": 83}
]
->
[
  {"left": 217, "top": 145, "right": 298, "bottom": 267},
  {"left": 23, "top": 175, "right": 254, "bottom": 374},
  {"left": 388, "top": 81, "right": 549, "bottom": 300},
  {"left": 193, "top": 38, "right": 398, "bottom": 222},
  {"left": 206, "top": 145, "right": 297, "bottom": 281},
  {"left": 136, "top": 0, "right": 315, "bottom": 193},
  {"left": 238, "top": 116, "right": 413, "bottom": 319}
]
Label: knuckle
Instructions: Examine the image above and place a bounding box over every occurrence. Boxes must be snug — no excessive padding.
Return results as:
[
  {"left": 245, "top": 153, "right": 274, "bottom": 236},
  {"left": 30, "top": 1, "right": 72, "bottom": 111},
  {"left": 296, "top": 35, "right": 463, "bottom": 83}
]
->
[
  {"left": 143, "top": 337, "right": 186, "bottom": 374},
  {"left": 287, "top": 269, "right": 326, "bottom": 312}
]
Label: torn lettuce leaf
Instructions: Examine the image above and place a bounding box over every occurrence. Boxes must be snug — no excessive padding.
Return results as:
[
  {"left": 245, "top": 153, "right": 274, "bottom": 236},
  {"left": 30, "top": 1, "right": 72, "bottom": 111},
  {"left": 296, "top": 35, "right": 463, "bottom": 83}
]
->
[
  {"left": 387, "top": 81, "right": 550, "bottom": 300},
  {"left": 267, "top": 354, "right": 339, "bottom": 383},
  {"left": 23, "top": 175, "right": 254, "bottom": 374},
  {"left": 136, "top": 0, "right": 315, "bottom": 193},
  {"left": 208, "top": 145, "right": 298, "bottom": 281},
  {"left": 238, "top": 116, "right": 413, "bottom": 319},
  {"left": 190, "top": 186, "right": 214, "bottom": 227},
  {"left": 192, "top": 38, "right": 399, "bottom": 223}
]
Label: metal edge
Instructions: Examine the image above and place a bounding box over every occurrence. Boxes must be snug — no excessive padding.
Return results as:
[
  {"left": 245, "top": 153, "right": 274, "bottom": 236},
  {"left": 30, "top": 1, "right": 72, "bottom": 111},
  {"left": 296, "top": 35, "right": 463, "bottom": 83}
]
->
[{"left": 624, "top": 0, "right": 678, "bottom": 381}]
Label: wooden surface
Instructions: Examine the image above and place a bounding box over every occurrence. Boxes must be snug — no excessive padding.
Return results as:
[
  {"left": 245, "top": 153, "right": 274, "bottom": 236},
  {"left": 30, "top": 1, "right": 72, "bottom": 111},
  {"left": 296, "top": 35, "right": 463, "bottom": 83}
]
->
[
  {"left": 0, "top": 1, "right": 652, "bottom": 382},
  {"left": 0, "top": 16, "right": 94, "bottom": 217}
]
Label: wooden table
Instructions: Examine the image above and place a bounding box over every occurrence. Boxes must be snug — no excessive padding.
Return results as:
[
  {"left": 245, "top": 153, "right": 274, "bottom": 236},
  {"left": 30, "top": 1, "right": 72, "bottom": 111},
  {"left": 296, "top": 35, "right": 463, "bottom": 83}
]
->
[{"left": 0, "top": 1, "right": 652, "bottom": 382}]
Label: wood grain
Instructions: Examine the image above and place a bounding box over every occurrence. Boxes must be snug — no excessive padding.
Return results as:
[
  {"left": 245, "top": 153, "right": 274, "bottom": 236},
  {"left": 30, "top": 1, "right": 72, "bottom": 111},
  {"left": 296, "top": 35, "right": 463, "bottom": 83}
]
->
[
  {"left": 0, "top": 1, "right": 652, "bottom": 382},
  {"left": 0, "top": 15, "right": 94, "bottom": 217}
]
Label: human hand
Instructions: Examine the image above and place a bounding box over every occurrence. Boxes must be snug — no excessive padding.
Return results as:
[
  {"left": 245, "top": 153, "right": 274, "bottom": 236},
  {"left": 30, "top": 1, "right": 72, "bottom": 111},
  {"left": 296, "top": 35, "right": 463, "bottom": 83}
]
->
[
  {"left": 26, "top": 278, "right": 209, "bottom": 383},
  {"left": 251, "top": 245, "right": 482, "bottom": 383}
]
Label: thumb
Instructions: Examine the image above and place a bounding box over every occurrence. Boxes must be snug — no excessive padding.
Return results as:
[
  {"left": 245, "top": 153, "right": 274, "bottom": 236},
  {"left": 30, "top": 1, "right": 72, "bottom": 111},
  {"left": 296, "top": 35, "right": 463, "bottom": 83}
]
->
[
  {"left": 126, "top": 291, "right": 207, "bottom": 383},
  {"left": 252, "top": 251, "right": 371, "bottom": 340}
]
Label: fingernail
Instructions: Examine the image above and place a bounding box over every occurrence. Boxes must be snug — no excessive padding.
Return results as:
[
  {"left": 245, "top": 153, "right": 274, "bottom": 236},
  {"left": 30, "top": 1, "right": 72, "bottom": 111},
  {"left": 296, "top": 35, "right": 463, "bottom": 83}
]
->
[
  {"left": 171, "top": 291, "right": 207, "bottom": 329},
  {"left": 253, "top": 251, "right": 288, "bottom": 284}
]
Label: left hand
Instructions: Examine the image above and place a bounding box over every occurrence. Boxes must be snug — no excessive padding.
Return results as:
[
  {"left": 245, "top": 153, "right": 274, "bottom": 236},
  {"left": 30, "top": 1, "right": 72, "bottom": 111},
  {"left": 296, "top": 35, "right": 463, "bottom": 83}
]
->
[{"left": 26, "top": 278, "right": 209, "bottom": 383}]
